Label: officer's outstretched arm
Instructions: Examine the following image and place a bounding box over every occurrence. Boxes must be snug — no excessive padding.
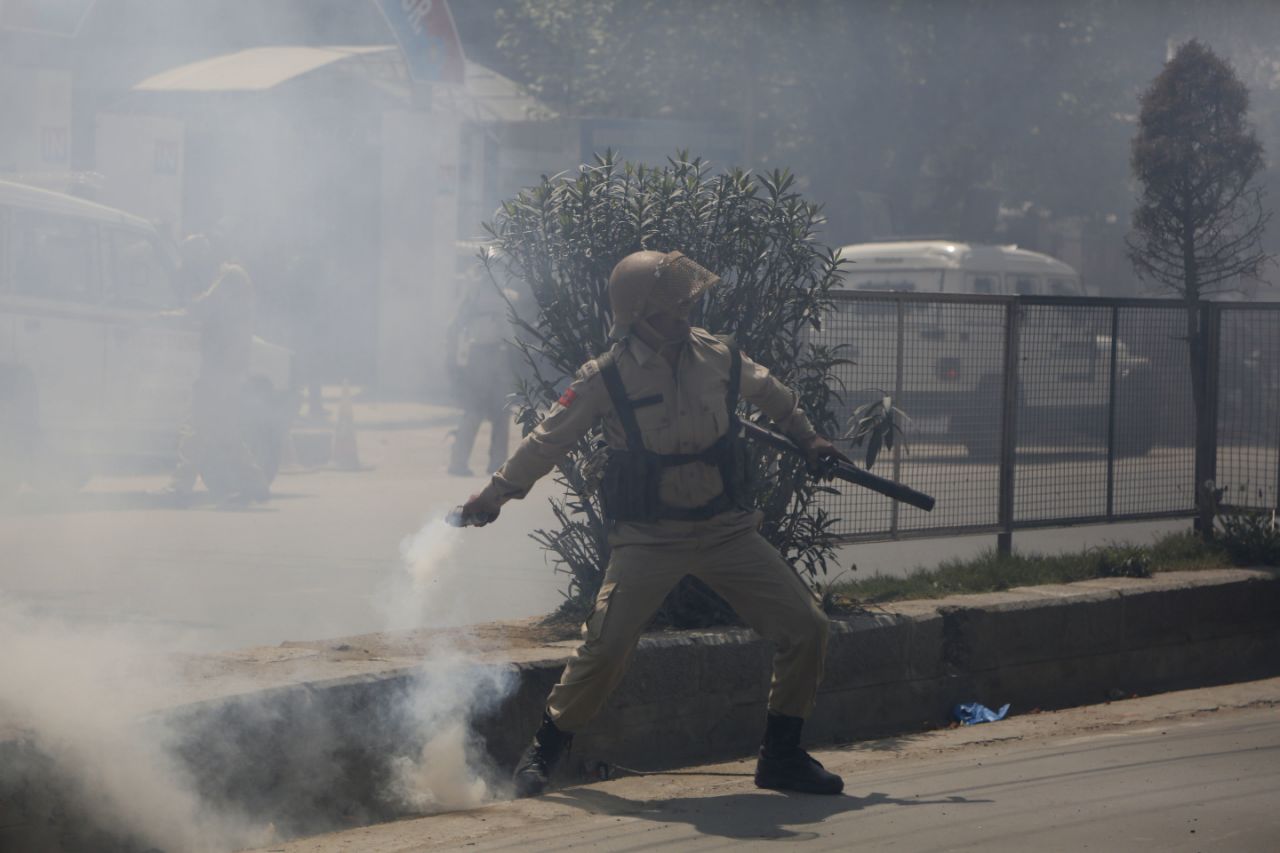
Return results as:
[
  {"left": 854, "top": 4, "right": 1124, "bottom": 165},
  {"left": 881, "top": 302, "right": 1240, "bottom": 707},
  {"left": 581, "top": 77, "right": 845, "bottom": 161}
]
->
[
  {"left": 457, "top": 367, "right": 603, "bottom": 526},
  {"left": 737, "top": 351, "right": 853, "bottom": 469}
]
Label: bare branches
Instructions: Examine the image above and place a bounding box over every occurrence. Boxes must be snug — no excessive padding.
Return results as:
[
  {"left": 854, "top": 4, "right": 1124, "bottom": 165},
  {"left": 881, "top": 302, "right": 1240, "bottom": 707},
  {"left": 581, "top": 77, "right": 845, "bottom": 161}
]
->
[{"left": 1129, "top": 39, "right": 1271, "bottom": 302}]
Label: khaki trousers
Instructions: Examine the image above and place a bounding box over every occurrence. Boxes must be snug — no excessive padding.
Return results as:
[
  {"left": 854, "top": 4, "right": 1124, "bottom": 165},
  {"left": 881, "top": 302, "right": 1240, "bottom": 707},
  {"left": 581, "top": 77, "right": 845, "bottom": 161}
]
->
[{"left": 546, "top": 511, "right": 829, "bottom": 732}]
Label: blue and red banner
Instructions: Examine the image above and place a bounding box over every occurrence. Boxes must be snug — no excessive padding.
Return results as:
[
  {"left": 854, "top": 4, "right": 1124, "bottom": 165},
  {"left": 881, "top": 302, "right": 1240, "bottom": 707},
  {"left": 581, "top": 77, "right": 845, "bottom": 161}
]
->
[{"left": 375, "top": 0, "right": 466, "bottom": 85}]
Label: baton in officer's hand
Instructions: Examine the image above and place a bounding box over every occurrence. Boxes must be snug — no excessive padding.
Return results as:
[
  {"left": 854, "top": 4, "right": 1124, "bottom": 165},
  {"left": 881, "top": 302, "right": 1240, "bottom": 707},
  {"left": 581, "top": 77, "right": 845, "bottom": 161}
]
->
[{"left": 741, "top": 421, "right": 936, "bottom": 512}]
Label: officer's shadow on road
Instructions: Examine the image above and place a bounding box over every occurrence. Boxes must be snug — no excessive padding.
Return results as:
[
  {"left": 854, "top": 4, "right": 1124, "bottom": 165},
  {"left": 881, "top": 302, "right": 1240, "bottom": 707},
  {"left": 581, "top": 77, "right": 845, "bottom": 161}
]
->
[{"left": 546, "top": 785, "right": 991, "bottom": 842}]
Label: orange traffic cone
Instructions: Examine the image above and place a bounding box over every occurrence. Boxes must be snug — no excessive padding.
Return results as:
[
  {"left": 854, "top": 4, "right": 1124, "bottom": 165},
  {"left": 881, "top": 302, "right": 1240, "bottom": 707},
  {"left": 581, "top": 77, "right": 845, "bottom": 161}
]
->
[{"left": 331, "top": 382, "right": 363, "bottom": 470}]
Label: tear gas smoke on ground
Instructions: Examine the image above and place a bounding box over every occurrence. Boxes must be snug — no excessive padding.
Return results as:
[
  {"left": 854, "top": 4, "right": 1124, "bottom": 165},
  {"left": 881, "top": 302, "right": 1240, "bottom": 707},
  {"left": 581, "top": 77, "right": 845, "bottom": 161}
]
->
[
  {"left": 376, "top": 515, "right": 519, "bottom": 812},
  {"left": 0, "top": 595, "right": 271, "bottom": 852},
  {"left": 0, "top": 515, "right": 517, "bottom": 850}
]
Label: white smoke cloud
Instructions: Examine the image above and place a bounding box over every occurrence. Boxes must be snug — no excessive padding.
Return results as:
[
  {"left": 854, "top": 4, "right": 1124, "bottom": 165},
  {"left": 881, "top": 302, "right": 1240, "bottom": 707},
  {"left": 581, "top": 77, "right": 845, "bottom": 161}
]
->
[
  {"left": 0, "top": 595, "right": 270, "bottom": 852},
  {"left": 379, "top": 516, "right": 465, "bottom": 630},
  {"left": 0, "top": 514, "right": 519, "bottom": 850},
  {"left": 376, "top": 516, "right": 517, "bottom": 812}
]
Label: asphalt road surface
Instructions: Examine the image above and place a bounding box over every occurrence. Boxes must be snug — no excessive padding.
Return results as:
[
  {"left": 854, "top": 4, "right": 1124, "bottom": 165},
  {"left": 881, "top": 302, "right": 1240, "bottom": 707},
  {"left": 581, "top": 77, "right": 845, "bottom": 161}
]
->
[
  {"left": 246, "top": 679, "right": 1280, "bottom": 853},
  {"left": 0, "top": 399, "right": 1197, "bottom": 652}
]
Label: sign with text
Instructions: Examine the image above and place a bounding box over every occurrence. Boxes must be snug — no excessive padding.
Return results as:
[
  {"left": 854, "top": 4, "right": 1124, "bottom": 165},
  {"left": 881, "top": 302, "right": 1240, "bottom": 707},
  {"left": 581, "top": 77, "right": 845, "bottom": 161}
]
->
[{"left": 375, "top": 0, "right": 465, "bottom": 86}]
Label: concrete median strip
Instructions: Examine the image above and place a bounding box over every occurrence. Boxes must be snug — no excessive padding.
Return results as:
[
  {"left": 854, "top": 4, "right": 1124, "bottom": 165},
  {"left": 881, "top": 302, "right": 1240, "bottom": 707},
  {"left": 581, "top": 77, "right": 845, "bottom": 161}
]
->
[{"left": 2, "top": 567, "right": 1277, "bottom": 850}]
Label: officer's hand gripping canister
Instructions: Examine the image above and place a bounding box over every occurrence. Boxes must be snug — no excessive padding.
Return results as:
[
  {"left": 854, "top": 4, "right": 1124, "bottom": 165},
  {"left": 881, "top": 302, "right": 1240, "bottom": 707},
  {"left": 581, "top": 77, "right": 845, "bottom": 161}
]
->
[{"left": 446, "top": 506, "right": 498, "bottom": 528}]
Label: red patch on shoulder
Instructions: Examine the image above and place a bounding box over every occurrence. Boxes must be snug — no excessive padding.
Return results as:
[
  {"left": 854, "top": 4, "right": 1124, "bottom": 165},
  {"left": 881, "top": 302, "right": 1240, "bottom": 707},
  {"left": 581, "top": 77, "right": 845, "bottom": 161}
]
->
[{"left": 557, "top": 388, "right": 578, "bottom": 408}]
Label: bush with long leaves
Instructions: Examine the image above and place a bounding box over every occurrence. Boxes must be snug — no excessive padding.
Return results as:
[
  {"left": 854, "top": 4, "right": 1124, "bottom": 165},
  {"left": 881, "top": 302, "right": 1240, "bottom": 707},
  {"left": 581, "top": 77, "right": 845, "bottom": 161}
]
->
[{"left": 482, "top": 152, "right": 848, "bottom": 626}]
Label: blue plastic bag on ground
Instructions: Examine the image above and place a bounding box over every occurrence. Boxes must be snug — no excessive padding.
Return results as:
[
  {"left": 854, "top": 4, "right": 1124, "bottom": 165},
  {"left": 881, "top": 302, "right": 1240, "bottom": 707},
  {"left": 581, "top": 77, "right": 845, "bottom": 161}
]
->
[{"left": 953, "top": 701, "right": 1011, "bottom": 725}]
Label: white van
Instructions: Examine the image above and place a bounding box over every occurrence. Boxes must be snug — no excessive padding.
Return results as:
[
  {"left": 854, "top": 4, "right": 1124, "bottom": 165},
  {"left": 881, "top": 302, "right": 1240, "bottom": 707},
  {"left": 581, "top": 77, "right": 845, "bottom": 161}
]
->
[
  {"left": 836, "top": 239, "right": 1084, "bottom": 297},
  {"left": 831, "top": 240, "right": 1151, "bottom": 458},
  {"left": 0, "top": 179, "right": 294, "bottom": 494}
]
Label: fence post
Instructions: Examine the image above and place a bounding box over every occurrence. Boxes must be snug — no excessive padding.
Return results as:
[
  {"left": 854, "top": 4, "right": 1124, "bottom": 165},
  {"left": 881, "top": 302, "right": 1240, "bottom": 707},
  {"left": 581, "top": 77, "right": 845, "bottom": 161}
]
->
[
  {"left": 890, "top": 298, "right": 905, "bottom": 537},
  {"left": 1105, "top": 305, "right": 1119, "bottom": 520},
  {"left": 1194, "top": 301, "right": 1222, "bottom": 534},
  {"left": 997, "top": 300, "right": 1021, "bottom": 557}
]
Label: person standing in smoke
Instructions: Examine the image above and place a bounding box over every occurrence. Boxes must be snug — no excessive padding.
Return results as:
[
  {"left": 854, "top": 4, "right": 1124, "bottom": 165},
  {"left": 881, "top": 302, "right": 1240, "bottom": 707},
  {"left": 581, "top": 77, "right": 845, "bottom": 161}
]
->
[
  {"left": 446, "top": 280, "right": 517, "bottom": 476},
  {"left": 455, "top": 250, "right": 849, "bottom": 798},
  {"left": 159, "top": 236, "right": 269, "bottom": 505}
]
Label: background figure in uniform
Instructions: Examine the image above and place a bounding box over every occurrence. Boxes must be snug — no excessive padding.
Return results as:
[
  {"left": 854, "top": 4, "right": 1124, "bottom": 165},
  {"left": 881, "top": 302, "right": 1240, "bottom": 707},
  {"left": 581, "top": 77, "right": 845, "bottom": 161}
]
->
[
  {"left": 446, "top": 282, "right": 516, "bottom": 476},
  {"left": 458, "top": 250, "right": 851, "bottom": 799},
  {"left": 162, "top": 239, "right": 268, "bottom": 505}
]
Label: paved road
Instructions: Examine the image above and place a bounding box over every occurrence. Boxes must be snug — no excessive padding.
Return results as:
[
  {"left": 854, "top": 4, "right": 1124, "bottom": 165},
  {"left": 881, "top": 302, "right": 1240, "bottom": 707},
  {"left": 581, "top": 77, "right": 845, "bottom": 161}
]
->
[
  {"left": 249, "top": 680, "right": 1280, "bottom": 852},
  {"left": 0, "top": 399, "right": 1201, "bottom": 653},
  {"left": 0, "top": 400, "right": 566, "bottom": 652}
]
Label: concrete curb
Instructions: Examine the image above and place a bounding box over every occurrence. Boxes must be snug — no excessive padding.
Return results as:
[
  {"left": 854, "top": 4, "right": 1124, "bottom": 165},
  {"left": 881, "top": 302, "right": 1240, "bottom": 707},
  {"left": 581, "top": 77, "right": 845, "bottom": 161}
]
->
[
  {"left": 3, "top": 568, "right": 1278, "bottom": 848},
  {"left": 539, "top": 569, "right": 1280, "bottom": 778}
]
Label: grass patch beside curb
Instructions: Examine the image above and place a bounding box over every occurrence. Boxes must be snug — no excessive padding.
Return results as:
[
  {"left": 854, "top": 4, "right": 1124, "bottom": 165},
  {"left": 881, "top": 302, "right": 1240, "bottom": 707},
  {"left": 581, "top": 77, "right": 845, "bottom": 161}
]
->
[{"left": 828, "top": 532, "right": 1236, "bottom": 608}]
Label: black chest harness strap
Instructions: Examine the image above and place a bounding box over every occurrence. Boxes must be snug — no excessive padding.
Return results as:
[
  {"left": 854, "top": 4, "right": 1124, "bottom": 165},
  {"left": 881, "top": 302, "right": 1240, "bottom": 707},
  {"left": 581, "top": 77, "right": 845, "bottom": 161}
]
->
[{"left": 595, "top": 347, "right": 746, "bottom": 522}]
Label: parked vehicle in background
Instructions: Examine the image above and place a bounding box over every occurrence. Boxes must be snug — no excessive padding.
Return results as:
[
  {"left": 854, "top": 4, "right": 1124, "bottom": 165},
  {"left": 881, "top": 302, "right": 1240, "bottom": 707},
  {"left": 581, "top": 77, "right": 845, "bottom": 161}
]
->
[
  {"left": 832, "top": 240, "right": 1152, "bottom": 459},
  {"left": 836, "top": 239, "right": 1084, "bottom": 297},
  {"left": 0, "top": 179, "right": 294, "bottom": 496}
]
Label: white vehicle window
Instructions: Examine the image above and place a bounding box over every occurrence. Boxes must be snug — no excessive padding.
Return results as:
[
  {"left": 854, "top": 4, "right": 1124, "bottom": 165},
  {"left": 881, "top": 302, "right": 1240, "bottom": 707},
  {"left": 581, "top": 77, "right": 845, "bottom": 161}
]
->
[
  {"left": 1009, "top": 275, "right": 1040, "bottom": 295},
  {"left": 105, "top": 230, "right": 172, "bottom": 309},
  {"left": 10, "top": 210, "right": 97, "bottom": 303},
  {"left": 967, "top": 274, "right": 997, "bottom": 294},
  {"left": 1049, "top": 277, "right": 1080, "bottom": 296}
]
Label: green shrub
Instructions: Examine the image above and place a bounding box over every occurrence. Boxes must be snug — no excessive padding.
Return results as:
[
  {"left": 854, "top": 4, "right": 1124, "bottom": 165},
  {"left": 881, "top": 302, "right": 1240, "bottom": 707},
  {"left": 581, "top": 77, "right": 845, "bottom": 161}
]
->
[
  {"left": 1215, "top": 508, "right": 1280, "bottom": 567},
  {"left": 482, "top": 152, "right": 847, "bottom": 624},
  {"left": 1093, "top": 544, "right": 1153, "bottom": 578},
  {"left": 831, "top": 531, "right": 1231, "bottom": 607}
]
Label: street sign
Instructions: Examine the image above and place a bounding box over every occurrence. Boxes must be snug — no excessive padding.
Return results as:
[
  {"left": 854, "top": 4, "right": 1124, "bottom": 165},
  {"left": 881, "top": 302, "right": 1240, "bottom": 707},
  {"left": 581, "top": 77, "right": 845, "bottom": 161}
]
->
[{"left": 375, "top": 0, "right": 466, "bottom": 86}]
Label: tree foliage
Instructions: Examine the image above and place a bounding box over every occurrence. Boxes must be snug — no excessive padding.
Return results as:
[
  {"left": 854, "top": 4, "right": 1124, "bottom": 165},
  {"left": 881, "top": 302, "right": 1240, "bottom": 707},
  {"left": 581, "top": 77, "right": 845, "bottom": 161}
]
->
[
  {"left": 1128, "top": 40, "right": 1270, "bottom": 296},
  {"left": 486, "top": 1, "right": 1280, "bottom": 253},
  {"left": 1127, "top": 39, "right": 1272, "bottom": 538},
  {"left": 481, "top": 152, "right": 847, "bottom": 624}
]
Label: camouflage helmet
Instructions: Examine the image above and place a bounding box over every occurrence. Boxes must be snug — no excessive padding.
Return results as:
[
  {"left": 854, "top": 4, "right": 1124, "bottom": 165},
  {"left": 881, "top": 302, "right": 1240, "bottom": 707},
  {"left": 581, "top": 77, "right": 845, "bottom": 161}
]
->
[{"left": 607, "top": 250, "right": 720, "bottom": 338}]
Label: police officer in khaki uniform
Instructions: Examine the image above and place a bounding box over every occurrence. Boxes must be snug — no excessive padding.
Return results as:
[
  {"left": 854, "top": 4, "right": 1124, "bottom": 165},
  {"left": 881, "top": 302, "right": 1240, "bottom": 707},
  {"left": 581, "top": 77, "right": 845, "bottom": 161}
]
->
[
  {"left": 446, "top": 281, "right": 516, "bottom": 476},
  {"left": 162, "top": 251, "right": 268, "bottom": 505},
  {"left": 459, "top": 250, "right": 849, "bottom": 797}
]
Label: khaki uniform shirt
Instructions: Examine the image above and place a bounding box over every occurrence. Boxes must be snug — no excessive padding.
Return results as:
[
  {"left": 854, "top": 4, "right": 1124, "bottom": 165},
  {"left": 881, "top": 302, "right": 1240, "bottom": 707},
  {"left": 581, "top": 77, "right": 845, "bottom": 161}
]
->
[{"left": 480, "top": 328, "right": 818, "bottom": 514}]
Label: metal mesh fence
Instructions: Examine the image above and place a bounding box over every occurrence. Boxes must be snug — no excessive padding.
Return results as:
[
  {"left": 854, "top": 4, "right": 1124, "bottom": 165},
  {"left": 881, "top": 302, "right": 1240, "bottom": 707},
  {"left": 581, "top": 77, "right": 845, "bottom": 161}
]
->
[
  {"left": 1013, "top": 303, "right": 1112, "bottom": 523},
  {"left": 1113, "top": 305, "right": 1195, "bottom": 516},
  {"left": 814, "top": 295, "right": 1006, "bottom": 539},
  {"left": 1216, "top": 305, "right": 1280, "bottom": 511},
  {"left": 808, "top": 293, "right": 1276, "bottom": 541}
]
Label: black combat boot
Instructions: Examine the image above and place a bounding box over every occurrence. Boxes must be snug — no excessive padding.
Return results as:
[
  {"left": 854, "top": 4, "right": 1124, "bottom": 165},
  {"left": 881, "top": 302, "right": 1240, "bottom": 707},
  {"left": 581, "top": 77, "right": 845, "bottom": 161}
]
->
[
  {"left": 754, "top": 712, "right": 844, "bottom": 795},
  {"left": 512, "top": 712, "right": 573, "bottom": 798}
]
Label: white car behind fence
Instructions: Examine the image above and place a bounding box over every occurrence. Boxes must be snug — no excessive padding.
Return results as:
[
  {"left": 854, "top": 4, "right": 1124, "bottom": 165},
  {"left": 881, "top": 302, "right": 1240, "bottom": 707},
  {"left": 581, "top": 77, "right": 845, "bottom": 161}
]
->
[{"left": 0, "top": 179, "right": 294, "bottom": 495}]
